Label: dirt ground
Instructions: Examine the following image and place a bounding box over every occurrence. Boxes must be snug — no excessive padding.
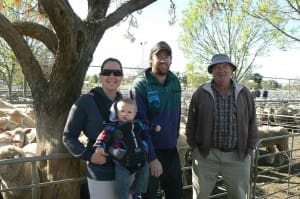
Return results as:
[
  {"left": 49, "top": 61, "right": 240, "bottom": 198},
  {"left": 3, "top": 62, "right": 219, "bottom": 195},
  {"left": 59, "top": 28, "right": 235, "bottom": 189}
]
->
[{"left": 251, "top": 134, "right": 300, "bottom": 199}]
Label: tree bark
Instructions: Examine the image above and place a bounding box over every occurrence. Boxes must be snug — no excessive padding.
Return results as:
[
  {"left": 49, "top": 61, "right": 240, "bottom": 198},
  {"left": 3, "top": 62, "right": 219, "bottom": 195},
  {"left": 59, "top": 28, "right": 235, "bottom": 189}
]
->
[{"left": 0, "top": 0, "right": 157, "bottom": 198}]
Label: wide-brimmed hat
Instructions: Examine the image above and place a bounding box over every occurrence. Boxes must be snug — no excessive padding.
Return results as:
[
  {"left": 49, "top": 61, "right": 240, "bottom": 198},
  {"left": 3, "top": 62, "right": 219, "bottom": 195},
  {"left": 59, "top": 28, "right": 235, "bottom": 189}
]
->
[
  {"left": 150, "top": 41, "right": 172, "bottom": 59},
  {"left": 207, "top": 54, "right": 237, "bottom": 73}
]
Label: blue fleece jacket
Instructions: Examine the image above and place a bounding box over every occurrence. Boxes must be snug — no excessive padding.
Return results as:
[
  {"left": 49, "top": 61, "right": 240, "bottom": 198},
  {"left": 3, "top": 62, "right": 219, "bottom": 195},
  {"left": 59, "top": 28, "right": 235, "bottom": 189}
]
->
[
  {"left": 129, "top": 68, "right": 181, "bottom": 149},
  {"left": 62, "top": 87, "right": 122, "bottom": 180}
]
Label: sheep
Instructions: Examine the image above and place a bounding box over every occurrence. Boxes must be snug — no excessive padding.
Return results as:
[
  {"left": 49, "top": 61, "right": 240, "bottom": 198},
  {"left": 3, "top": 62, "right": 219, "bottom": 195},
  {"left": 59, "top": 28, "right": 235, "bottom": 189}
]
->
[
  {"left": 6, "top": 109, "right": 23, "bottom": 125},
  {"left": 0, "top": 128, "right": 36, "bottom": 148},
  {"left": 258, "top": 125, "right": 290, "bottom": 166},
  {"left": 0, "top": 99, "right": 15, "bottom": 109},
  {"left": 1, "top": 128, "right": 36, "bottom": 148},
  {"left": 177, "top": 115, "right": 192, "bottom": 186},
  {"left": 0, "top": 145, "right": 40, "bottom": 199},
  {"left": 13, "top": 128, "right": 36, "bottom": 148},
  {"left": 22, "top": 143, "right": 37, "bottom": 158},
  {"left": 177, "top": 128, "right": 189, "bottom": 168},
  {"left": 24, "top": 105, "right": 35, "bottom": 121},
  {"left": 274, "top": 105, "right": 298, "bottom": 125},
  {"left": 6, "top": 109, "right": 35, "bottom": 128},
  {"left": 177, "top": 115, "right": 190, "bottom": 168},
  {"left": 0, "top": 132, "right": 13, "bottom": 147},
  {"left": 0, "top": 109, "right": 12, "bottom": 118},
  {"left": 256, "top": 105, "right": 276, "bottom": 125},
  {"left": 0, "top": 117, "right": 23, "bottom": 132}
]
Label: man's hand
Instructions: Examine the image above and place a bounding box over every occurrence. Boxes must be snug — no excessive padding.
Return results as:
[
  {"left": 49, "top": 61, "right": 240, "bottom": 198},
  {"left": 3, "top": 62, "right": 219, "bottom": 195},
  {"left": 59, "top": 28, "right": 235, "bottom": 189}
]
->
[
  {"left": 149, "top": 158, "right": 163, "bottom": 177},
  {"left": 90, "top": 147, "right": 108, "bottom": 165}
]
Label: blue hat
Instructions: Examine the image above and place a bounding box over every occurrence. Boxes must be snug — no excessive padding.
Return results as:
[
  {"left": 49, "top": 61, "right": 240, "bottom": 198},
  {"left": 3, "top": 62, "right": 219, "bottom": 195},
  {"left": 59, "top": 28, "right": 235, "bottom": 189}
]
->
[{"left": 208, "top": 54, "right": 237, "bottom": 73}]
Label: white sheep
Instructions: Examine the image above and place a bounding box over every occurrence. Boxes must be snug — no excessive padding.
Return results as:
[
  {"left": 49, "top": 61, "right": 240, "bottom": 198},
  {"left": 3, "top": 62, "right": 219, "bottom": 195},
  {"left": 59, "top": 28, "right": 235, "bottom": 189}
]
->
[
  {"left": 0, "top": 99, "right": 15, "bottom": 109},
  {"left": 0, "top": 132, "right": 13, "bottom": 147},
  {"left": 22, "top": 143, "right": 37, "bottom": 157},
  {"left": 7, "top": 109, "right": 35, "bottom": 128},
  {"left": 256, "top": 105, "right": 275, "bottom": 125},
  {"left": 0, "top": 117, "right": 23, "bottom": 132},
  {"left": 0, "top": 145, "right": 40, "bottom": 199},
  {"left": 258, "top": 125, "right": 290, "bottom": 165},
  {"left": 177, "top": 115, "right": 192, "bottom": 186},
  {"left": 1, "top": 128, "right": 36, "bottom": 148},
  {"left": 177, "top": 115, "right": 190, "bottom": 168},
  {"left": 274, "top": 105, "right": 298, "bottom": 126},
  {"left": 177, "top": 128, "right": 189, "bottom": 168}
]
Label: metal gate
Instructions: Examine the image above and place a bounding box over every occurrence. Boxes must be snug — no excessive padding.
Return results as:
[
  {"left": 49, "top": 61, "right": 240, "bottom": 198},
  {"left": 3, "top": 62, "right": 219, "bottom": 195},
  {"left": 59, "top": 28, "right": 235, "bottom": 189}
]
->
[
  {"left": 250, "top": 132, "right": 300, "bottom": 199},
  {"left": 1, "top": 133, "right": 299, "bottom": 199}
]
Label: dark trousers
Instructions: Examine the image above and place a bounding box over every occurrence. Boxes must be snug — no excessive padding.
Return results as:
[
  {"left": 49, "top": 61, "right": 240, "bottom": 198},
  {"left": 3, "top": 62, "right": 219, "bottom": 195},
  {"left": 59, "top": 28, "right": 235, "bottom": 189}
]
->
[
  {"left": 142, "top": 148, "right": 183, "bottom": 199},
  {"left": 80, "top": 182, "right": 90, "bottom": 199}
]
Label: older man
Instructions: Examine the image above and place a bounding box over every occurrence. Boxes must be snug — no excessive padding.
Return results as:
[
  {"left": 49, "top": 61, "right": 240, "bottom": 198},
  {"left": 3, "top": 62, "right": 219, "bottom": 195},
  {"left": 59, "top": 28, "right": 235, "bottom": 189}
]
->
[{"left": 186, "top": 54, "right": 258, "bottom": 199}]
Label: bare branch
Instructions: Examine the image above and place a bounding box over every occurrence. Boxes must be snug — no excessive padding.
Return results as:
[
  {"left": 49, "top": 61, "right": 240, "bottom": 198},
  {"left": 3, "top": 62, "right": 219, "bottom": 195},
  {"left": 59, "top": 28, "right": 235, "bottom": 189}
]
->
[
  {"left": 97, "top": 0, "right": 157, "bottom": 30},
  {"left": 168, "top": 0, "right": 176, "bottom": 25},
  {"left": 13, "top": 22, "right": 57, "bottom": 53},
  {"left": 0, "top": 13, "right": 48, "bottom": 95}
]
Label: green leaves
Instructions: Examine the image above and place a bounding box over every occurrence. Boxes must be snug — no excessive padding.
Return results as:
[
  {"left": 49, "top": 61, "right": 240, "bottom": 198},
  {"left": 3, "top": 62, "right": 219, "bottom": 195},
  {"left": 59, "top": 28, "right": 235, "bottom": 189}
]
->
[{"left": 178, "top": 0, "right": 291, "bottom": 82}]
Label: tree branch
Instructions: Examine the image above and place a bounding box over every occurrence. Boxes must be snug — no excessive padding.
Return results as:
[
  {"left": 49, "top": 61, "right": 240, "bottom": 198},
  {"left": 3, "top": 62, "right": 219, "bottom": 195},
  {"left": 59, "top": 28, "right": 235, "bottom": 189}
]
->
[
  {"left": 38, "top": 0, "right": 85, "bottom": 63},
  {"left": 38, "top": 0, "right": 90, "bottom": 78},
  {"left": 0, "top": 13, "right": 48, "bottom": 96},
  {"left": 87, "top": 0, "right": 110, "bottom": 20},
  {"left": 249, "top": 12, "right": 300, "bottom": 41},
  {"left": 97, "top": 0, "right": 157, "bottom": 30},
  {"left": 13, "top": 22, "right": 57, "bottom": 53}
]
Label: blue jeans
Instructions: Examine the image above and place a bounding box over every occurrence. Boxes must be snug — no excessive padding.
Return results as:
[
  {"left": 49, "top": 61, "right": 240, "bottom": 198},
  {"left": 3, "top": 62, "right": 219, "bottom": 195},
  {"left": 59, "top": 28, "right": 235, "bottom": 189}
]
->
[{"left": 115, "top": 161, "right": 149, "bottom": 199}]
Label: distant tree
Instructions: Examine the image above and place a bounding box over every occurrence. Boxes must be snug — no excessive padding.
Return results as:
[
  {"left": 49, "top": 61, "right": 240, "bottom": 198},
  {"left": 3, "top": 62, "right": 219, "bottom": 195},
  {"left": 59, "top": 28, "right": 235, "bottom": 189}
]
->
[
  {"left": 185, "top": 62, "right": 209, "bottom": 88},
  {"left": 179, "top": 0, "right": 287, "bottom": 82},
  {"left": 262, "top": 79, "right": 281, "bottom": 90},
  {"left": 247, "top": 0, "right": 300, "bottom": 42},
  {"left": 253, "top": 73, "right": 263, "bottom": 87},
  {"left": 0, "top": 1, "right": 163, "bottom": 198},
  {"left": 0, "top": 0, "right": 52, "bottom": 100},
  {"left": 87, "top": 74, "right": 98, "bottom": 85},
  {"left": 179, "top": 72, "right": 188, "bottom": 90}
]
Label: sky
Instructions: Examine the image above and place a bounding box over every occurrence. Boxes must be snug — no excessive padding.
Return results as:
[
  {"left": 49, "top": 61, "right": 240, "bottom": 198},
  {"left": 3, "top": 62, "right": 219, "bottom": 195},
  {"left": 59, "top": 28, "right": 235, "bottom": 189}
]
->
[{"left": 69, "top": 1, "right": 300, "bottom": 80}]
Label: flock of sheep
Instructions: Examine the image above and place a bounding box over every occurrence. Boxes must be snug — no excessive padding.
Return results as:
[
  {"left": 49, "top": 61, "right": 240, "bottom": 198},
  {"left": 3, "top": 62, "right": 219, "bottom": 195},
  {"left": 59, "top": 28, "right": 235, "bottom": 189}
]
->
[
  {"left": 0, "top": 99, "right": 38, "bottom": 199},
  {"left": 0, "top": 96, "right": 299, "bottom": 198},
  {"left": 255, "top": 102, "right": 300, "bottom": 164},
  {"left": 256, "top": 102, "right": 300, "bottom": 130}
]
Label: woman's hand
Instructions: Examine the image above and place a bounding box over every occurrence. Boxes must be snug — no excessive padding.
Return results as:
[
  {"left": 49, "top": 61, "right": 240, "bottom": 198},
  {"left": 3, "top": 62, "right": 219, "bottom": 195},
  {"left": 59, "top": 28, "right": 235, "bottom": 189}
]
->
[{"left": 91, "top": 147, "right": 108, "bottom": 165}]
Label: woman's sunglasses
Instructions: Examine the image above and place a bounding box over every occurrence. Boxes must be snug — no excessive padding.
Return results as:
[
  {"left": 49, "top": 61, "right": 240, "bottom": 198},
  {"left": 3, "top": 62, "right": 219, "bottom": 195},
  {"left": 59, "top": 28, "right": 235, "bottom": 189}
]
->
[{"left": 101, "top": 69, "right": 123, "bottom": 76}]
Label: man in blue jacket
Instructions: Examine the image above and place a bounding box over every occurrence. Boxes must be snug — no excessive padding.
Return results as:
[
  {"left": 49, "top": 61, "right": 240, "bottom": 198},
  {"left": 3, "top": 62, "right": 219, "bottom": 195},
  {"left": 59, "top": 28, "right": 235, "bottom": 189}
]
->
[{"left": 130, "top": 41, "right": 182, "bottom": 199}]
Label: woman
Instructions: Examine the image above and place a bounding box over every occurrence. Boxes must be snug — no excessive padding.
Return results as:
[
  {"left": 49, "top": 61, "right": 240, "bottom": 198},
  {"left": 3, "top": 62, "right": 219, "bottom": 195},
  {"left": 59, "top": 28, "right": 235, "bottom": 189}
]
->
[{"left": 63, "top": 57, "right": 124, "bottom": 199}]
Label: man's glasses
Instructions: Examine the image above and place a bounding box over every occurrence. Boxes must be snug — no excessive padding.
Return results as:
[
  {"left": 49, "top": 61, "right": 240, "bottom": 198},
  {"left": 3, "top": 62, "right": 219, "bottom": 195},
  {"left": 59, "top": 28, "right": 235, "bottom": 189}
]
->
[{"left": 101, "top": 69, "right": 123, "bottom": 76}]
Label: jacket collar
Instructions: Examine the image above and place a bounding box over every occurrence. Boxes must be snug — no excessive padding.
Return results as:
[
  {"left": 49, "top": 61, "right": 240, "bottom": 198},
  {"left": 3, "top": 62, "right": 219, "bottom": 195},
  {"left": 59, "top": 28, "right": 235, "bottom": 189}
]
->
[{"left": 203, "top": 79, "right": 244, "bottom": 100}]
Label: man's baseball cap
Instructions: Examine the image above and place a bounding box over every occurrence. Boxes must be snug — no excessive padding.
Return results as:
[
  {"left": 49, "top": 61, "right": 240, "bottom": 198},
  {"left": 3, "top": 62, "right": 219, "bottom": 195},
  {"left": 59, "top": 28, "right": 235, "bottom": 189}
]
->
[{"left": 150, "top": 41, "right": 172, "bottom": 58}]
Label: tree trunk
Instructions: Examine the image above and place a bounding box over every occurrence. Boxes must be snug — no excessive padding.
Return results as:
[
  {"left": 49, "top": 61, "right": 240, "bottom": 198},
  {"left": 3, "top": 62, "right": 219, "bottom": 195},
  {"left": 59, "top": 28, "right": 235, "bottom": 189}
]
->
[
  {"left": 0, "top": 1, "right": 158, "bottom": 198},
  {"left": 35, "top": 98, "right": 81, "bottom": 198}
]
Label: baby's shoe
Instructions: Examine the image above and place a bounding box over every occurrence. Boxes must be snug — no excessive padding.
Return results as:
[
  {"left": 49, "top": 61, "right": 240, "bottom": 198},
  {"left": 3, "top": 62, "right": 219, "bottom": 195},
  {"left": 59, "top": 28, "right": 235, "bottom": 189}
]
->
[{"left": 131, "top": 191, "right": 142, "bottom": 199}]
